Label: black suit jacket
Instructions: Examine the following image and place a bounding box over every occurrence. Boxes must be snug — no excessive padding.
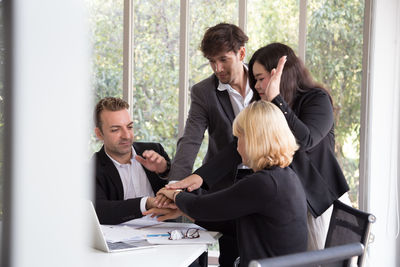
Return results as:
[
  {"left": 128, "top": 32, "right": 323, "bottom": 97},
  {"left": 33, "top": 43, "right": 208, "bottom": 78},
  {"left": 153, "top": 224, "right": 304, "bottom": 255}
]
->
[
  {"left": 168, "top": 74, "right": 237, "bottom": 183},
  {"left": 94, "top": 142, "right": 169, "bottom": 224},
  {"left": 195, "top": 88, "right": 349, "bottom": 217},
  {"left": 272, "top": 89, "right": 349, "bottom": 217}
]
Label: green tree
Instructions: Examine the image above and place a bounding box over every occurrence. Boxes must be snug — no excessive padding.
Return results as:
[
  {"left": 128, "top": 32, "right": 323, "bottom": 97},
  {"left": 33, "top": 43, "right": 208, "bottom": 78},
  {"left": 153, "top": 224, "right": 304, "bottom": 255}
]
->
[
  {"left": 132, "top": 0, "right": 180, "bottom": 158},
  {"left": 306, "top": 0, "right": 364, "bottom": 204}
]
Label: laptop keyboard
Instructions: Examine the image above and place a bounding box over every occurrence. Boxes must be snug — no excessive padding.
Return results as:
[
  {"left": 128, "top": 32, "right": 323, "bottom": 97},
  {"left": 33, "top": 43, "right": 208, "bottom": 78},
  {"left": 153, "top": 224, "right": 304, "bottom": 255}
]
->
[{"left": 107, "top": 241, "right": 136, "bottom": 250}]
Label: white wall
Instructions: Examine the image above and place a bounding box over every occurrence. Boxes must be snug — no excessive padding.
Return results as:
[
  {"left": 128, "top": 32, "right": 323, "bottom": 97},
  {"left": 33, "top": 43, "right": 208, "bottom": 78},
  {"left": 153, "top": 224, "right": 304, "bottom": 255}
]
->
[
  {"left": 8, "top": 1, "right": 92, "bottom": 267},
  {"left": 367, "top": 0, "right": 400, "bottom": 266}
]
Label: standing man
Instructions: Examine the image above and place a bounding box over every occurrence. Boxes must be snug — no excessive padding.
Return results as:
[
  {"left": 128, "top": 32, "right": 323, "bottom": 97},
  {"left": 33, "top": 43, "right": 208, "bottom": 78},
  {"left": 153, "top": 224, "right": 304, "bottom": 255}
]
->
[
  {"left": 168, "top": 23, "right": 252, "bottom": 267},
  {"left": 93, "top": 97, "right": 171, "bottom": 225}
]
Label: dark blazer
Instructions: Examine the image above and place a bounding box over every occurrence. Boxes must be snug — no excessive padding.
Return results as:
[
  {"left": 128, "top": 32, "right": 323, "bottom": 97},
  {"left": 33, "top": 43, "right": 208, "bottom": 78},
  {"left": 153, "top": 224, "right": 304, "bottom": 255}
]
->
[
  {"left": 178, "top": 166, "right": 307, "bottom": 267},
  {"left": 272, "top": 89, "right": 349, "bottom": 217},
  {"left": 94, "top": 142, "right": 169, "bottom": 225},
  {"left": 195, "top": 88, "right": 349, "bottom": 217},
  {"left": 168, "top": 74, "right": 236, "bottom": 183}
]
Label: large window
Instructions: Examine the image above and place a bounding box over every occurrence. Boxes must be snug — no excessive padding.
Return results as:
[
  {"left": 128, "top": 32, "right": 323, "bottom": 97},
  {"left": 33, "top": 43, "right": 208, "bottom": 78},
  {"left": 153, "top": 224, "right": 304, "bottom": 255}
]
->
[
  {"left": 247, "top": 0, "right": 299, "bottom": 56},
  {"left": 306, "top": 0, "right": 364, "bottom": 204},
  {"left": 88, "top": 1, "right": 364, "bottom": 206},
  {"left": 132, "top": 0, "right": 180, "bottom": 157},
  {"left": 87, "top": 0, "right": 124, "bottom": 151}
]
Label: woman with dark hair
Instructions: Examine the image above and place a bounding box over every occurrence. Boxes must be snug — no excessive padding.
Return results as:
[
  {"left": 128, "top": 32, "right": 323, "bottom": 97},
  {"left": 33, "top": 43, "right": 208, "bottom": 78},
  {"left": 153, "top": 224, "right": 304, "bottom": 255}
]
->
[
  {"left": 247, "top": 42, "right": 349, "bottom": 250},
  {"left": 161, "top": 42, "right": 349, "bottom": 251}
]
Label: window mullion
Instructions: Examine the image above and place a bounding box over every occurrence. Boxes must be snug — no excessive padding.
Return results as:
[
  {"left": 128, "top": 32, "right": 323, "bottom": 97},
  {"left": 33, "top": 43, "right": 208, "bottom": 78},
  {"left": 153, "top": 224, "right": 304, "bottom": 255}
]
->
[
  {"left": 123, "top": 0, "right": 134, "bottom": 114},
  {"left": 299, "top": 0, "right": 307, "bottom": 62},
  {"left": 239, "top": 0, "right": 247, "bottom": 34},
  {"left": 178, "top": 0, "right": 189, "bottom": 138}
]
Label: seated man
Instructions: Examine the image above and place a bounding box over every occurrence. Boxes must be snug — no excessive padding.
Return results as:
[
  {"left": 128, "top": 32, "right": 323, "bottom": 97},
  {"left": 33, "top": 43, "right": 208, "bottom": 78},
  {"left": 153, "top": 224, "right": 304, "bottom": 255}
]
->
[{"left": 93, "top": 97, "right": 171, "bottom": 224}]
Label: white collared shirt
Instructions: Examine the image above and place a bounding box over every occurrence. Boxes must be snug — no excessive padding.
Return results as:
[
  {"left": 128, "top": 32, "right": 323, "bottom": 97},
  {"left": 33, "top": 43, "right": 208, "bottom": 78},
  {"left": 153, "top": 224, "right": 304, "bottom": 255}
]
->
[
  {"left": 217, "top": 63, "right": 253, "bottom": 116},
  {"left": 106, "top": 147, "right": 154, "bottom": 212},
  {"left": 217, "top": 63, "right": 252, "bottom": 169}
]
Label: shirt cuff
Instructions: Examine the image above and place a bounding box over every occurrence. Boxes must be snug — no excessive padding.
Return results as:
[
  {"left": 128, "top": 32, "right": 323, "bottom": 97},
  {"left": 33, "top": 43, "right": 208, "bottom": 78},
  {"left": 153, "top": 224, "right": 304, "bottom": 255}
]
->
[
  {"left": 140, "top": 196, "right": 148, "bottom": 212},
  {"left": 158, "top": 160, "right": 171, "bottom": 178}
]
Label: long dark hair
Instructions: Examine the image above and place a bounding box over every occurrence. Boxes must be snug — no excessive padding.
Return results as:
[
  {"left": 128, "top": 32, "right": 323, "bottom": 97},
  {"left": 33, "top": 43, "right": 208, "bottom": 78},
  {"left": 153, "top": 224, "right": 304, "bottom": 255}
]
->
[{"left": 248, "top": 43, "right": 331, "bottom": 107}]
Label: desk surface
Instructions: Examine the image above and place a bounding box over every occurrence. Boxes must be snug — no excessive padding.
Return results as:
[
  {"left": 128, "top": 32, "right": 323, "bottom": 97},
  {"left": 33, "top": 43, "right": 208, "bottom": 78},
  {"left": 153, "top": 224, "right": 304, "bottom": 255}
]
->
[{"left": 87, "top": 243, "right": 208, "bottom": 267}]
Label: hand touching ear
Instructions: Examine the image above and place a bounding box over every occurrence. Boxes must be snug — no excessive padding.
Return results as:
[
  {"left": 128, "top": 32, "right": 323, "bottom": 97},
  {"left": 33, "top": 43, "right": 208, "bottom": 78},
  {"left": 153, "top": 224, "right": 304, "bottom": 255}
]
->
[{"left": 265, "top": 55, "right": 287, "bottom": 101}]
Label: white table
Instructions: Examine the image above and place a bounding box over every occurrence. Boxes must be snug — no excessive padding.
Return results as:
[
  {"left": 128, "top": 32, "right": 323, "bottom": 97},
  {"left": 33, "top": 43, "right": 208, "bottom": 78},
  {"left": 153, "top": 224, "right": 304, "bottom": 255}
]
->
[{"left": 86, "top": 243, "right": 209, "bottom": 267}]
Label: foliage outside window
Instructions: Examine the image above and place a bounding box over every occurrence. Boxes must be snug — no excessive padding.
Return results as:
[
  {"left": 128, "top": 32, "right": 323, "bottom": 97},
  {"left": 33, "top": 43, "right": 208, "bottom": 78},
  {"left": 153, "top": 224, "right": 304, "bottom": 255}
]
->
[
  {"left": 87, "top": 0, "right": 124, "bottom": 152},
  {"left": 132, "top": 0, "right": 180, "bottom": 158},
  {"left": 306, "top": 0, "right": 364, "bottom": 205}
]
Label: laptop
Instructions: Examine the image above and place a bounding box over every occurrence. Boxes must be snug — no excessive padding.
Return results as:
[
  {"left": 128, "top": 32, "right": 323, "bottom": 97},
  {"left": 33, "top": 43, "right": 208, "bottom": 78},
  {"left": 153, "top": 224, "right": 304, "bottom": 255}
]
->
[{"left": 88, "top": 201, "right": 156, "bottom": 253}]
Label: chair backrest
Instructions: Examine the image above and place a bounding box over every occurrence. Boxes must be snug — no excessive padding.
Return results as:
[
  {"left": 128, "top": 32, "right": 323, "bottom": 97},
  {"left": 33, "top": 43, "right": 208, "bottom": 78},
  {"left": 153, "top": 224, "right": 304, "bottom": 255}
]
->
[
  {"left": 248, "top": 242, "right": 364, "bottom": 267},
  {"left": 325, "top": 200, "right": 376, "bottom": 266}
]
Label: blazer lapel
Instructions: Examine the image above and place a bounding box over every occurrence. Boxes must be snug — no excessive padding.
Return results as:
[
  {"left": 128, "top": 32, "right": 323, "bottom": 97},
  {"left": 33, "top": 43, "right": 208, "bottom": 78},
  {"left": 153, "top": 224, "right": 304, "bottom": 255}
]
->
[
  {"left": 215, "top": 83, "right": 235, "bottom": 123},
  {"left": 98, "top": 146, "right": 125, "bottom": 199}
]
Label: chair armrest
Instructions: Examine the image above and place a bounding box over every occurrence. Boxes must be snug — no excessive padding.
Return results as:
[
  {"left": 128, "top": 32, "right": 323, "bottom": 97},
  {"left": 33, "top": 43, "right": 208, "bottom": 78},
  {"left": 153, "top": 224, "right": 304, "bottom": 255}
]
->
[{"left": 248, "top": 242, "right": 364, "bottom": 267}]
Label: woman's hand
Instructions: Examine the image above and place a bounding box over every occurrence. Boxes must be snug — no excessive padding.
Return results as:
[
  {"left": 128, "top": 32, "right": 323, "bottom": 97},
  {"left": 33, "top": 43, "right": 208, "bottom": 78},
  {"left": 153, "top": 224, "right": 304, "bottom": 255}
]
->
[
  {"left": 157, "top": 187, "right": 179, "bottom": 201},
  {"left": 264, "top": 55, "right": 287, "bottom": 101},
  {"left": 166, "top": 174, "right": 203, "bottom": 192},
  {"left": 143, "top": 207, "right": 183, "bottom": 221}
]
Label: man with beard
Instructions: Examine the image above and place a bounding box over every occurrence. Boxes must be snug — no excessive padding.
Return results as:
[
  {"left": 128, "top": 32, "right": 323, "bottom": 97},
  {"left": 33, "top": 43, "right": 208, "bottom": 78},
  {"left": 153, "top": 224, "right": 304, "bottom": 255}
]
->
[
  {"left": 168, "top": 23, "right": 252, "bottom": 267},
  {"left": 93, "top": 97, "right": 172, "bottom": 225}
]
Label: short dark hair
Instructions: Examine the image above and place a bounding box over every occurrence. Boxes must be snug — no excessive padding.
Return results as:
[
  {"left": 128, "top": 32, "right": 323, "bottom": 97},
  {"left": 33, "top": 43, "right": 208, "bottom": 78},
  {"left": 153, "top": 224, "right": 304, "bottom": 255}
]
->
[
  {"left": 94, "top": 97, "right": 129, "bottom": 130},
  {"left": 248, "top": 42, "right": 330, "bottom": 107},
  {"left": 200, "top": 23, "right": 248, "bottom": 58}
]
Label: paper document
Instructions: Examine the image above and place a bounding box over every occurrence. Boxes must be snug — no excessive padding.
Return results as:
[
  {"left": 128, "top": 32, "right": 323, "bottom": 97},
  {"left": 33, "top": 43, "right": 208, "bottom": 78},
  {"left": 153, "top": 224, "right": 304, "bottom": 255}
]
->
[
  {"left": 146, "top": 230, "right": 218, "bottom": 245},
  {"left": 100, "top": 220, "right": 219, "bottom": 245},
  {"left": 143, "top": 222, "right": 217, "bottom": 245},
  {"left": 100, "top": 225, "right": 146, "bottom": 243},
  {"left": 121, "top": 215, "right": 162, "bottom": 229}
]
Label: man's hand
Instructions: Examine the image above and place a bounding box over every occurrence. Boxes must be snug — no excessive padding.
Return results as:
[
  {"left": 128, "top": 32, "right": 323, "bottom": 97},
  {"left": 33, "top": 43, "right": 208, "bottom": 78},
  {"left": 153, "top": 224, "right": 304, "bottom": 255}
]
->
[
  {"left": 135, "top": 150, "right": 168, "bottom": 174},
  {"left": 157, "top": 187, "right": 178, "bottom": 201},
  {"left": 143, "top": 207, "right": 183, "bottom": 222},
  {"left": 166, "top": 174, "right": 203, "bottom": 192},
  {"left": 145, "top": 197, "right": 157, "bottom": 210},
  {"left": 154, "top": 192, "right": 173, "bottom": 208}
]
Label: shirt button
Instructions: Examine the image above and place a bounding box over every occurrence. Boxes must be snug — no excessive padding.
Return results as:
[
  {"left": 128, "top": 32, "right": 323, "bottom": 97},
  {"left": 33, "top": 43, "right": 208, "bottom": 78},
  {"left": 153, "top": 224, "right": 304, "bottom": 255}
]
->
[
  {"left": 284, "top": 111, "right": 287, "bottom": 114},
  {"left": 280, "top": 103, "right": 283, "bottom": 106}
]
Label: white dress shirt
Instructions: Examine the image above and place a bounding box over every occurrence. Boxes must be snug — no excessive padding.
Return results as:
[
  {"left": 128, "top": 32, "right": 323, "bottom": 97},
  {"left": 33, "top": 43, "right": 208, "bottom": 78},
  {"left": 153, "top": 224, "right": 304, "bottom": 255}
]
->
[
  {"left": 217, "top": 63, "right": 253, "bottom": 116},
  {"left": 217, "top": 63, "right": 252, "bottom": 169},
  {"left": 106, "top": 147, "right": 154, "bottom": 212}
]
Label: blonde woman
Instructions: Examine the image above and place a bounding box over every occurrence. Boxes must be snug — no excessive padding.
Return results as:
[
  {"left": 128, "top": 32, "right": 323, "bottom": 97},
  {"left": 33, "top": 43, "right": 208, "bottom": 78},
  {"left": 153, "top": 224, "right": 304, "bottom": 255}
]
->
[{"left": 156, "top": 101, "right": 308, "bottom": 267}]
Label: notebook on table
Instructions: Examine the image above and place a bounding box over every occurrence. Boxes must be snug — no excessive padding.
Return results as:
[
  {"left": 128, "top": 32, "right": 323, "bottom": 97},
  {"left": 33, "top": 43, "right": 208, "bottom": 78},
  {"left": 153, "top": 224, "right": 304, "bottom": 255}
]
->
[{"left": 88, "top": 201, "right": 155, "bottom": 253}]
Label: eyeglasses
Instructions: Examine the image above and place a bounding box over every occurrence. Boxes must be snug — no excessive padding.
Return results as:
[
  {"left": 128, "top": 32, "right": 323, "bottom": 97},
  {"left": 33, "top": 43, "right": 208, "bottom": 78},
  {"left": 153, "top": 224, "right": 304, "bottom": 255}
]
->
[{"left": 168, "top": 228, "right": 200, "bottom": 240}]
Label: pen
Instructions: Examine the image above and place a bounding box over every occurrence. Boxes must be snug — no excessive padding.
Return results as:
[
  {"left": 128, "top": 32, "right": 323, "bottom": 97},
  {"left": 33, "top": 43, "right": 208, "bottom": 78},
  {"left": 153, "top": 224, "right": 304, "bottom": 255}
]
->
[{"left": 146, "top": 234, "right": 169, "bottom": 237}]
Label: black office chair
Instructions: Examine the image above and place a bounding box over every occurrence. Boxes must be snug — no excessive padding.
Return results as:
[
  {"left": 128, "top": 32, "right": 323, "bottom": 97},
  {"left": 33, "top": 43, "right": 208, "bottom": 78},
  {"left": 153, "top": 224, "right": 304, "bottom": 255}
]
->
[
  {"left": 248, "top": 200, "right": 376, "bottom": 267},
  {"left": 324, "top": 200, "right": 376, "bottom": 266}
]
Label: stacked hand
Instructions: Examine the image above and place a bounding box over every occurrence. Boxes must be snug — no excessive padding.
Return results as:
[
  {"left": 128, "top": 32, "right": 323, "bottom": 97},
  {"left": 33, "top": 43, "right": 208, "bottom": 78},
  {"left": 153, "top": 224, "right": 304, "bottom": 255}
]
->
[{"left": 142, "top": 174, "right": 204, "bottom": 222}]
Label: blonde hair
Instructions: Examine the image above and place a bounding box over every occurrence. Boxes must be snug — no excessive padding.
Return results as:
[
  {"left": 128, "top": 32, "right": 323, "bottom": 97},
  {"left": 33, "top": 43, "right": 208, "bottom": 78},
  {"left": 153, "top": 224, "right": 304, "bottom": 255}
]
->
[{"left": 232, "top": 101, "right": 299, "bottom": 171}]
